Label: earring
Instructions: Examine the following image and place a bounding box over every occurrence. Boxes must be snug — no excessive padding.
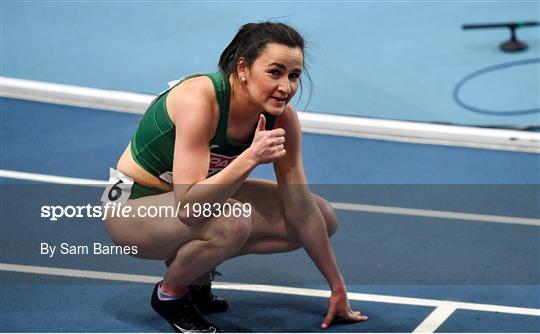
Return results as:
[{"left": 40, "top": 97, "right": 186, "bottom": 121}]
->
[{"left": 241, "top": 77, "right": 246, "bottom": 82}]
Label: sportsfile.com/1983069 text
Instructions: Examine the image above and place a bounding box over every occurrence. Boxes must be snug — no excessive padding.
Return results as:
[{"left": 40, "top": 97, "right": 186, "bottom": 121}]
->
[{"left": 40, "top": 202, "right": 252, "bottom": 221}]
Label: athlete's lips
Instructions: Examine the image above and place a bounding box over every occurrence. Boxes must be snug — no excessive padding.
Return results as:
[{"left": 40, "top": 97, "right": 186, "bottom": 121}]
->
[{"left": 271, "top": 96, "right": 287, "bottom": 102}]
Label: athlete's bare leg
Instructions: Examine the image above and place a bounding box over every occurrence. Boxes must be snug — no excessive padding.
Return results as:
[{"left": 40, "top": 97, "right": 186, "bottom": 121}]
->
[
  {"left": 104, "top": 179, "right": 337, "bottom": 293},
  {"left": 231, "top": 179, "right": 338, "bottom": 257}
]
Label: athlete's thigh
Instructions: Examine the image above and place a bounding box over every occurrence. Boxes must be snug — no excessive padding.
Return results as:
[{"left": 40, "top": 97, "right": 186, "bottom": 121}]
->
[
  {"left": 105, "top": 191, "right": 248, "bottom": 260},
  {"left": 231, "top": 179, "right": 296, "bottom": 241},
  {"left": 104, "top": 191, "right": 207, "bottom": 260}
]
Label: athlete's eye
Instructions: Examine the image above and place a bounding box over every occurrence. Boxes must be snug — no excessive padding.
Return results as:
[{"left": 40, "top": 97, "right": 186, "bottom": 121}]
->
[{"left": 290, "top": 72, "right": 301, "bottom": 80}]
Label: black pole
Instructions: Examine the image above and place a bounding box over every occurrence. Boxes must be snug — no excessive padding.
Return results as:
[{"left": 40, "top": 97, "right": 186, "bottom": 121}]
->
[{"left": 462, "top": 21, "right": 538, "bottom": 52}]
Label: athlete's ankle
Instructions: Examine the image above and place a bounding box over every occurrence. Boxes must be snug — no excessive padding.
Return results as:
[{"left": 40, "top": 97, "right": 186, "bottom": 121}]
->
[{"left": 159, "top": 281, "right": 188, "bottom": 299}]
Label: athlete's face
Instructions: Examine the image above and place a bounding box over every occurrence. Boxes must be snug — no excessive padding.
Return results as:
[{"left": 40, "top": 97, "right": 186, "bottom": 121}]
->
[{"left": 240, "top": 43, "right": 303, "bottom": 116}]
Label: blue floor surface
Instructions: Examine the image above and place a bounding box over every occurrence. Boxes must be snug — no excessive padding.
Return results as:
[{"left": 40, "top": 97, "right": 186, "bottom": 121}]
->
[{"left": 1, "top": 97, "right": 539, "bottom": 331}]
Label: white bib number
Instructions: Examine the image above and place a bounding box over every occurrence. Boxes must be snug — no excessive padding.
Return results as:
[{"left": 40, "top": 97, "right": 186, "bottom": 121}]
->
[{"left": 100, "top": 168, "right": 134, "bottom": 204}]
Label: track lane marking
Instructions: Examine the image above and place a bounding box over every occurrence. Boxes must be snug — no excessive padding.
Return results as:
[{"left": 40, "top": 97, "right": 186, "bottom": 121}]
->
[
  {"left": 331, "top": 202, "right": 540, "bottom": 226},
  {"left": 0, "top": 169, "right": 103, "bottom": 186},
  {"left": 2, "top": 76, "right": 539, "bottom": 153},
  {"left": 2, "top": 169, "right": 539, "bottom": 226},
  {"left": 413, "top": 305, "right": 457, "bottom": 333},
  {"left": 1, "top": 263, "right": 539, "bottom": 317}
]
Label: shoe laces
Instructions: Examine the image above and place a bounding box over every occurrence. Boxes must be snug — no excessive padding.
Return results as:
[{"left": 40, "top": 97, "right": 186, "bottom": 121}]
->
[
  {"left": 176, "top": 299, "right": 216, "bottom": 330},
  {"left": 193, "top": 269, "right": 221, "bottom": 287},
  {"left": 208, "top": 269, "right": 221, "bottom": 282}
]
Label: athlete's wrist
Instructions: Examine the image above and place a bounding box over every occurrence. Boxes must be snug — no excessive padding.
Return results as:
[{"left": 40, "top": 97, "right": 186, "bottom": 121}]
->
[
  {"left": 240, "top": 148, "right": 260, "bottom": 168},
  {"left": 330, "top": 276, "right": 346, "bottom": 293}
]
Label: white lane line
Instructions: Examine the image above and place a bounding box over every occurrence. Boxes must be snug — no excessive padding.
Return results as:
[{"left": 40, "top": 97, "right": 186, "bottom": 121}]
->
[
  {"left": 0, "top": 169, "right": 104, "bottom": 187},
  {"left": 0, "top": 262, "right": 155, "bottom": 284},
  {"left": 0, "top": 76, "right": 151, "bottom": 114},
  {"left": 2, "top": 76, "right": 539, "bottom": 153},
  {"left": 413, "top": 304, "right": 457, "bottom": 333},
  {"left": 2, "top": 169, "right": 539, "bottom": 227},
  {"left": 331, "top": 202, "right": 540, "bottom": 227},
  {"left": 2, "top": 263, "right": 539, "bottom": 317}
]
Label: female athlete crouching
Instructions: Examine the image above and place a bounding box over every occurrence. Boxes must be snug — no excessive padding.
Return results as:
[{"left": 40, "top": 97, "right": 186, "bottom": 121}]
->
[{"left": 103, "top": 21, "right": 368, "bottom": 332}]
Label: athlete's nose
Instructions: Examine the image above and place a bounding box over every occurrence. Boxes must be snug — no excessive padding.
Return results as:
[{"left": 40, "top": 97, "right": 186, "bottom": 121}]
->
[{"left": 278, "top": 77, "right": 291, "bottom": 95}]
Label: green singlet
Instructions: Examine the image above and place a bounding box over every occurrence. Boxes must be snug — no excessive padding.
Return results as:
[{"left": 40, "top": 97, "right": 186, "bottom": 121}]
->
[{"left": 128, "top": 72, "right": 275, "bottom": 199}]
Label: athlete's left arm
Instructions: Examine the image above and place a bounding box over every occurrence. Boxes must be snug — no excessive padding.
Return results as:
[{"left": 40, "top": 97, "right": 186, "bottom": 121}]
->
[
  {"left": 273, "top": 104, "right": 343, "bottom": 287},
  {"left": 273, "top": 105, "right": 367, "bottom": 328}
]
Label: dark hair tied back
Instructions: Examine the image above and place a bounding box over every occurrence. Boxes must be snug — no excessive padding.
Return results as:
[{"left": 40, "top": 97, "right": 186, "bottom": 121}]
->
[
  {"left": 218, "top": 22, "right": 305, "bottom": 76},
  {"left": 219, "top": 21, "right": 312, "bottom": 110}
]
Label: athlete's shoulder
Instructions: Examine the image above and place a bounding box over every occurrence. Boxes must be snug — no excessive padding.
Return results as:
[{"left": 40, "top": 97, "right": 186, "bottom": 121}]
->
[
  {"left": 169, "top": 75, "right": 216, "bottom": 104},
  {"left": 166, "top": 75, "right": 218, "bottom": 124}
]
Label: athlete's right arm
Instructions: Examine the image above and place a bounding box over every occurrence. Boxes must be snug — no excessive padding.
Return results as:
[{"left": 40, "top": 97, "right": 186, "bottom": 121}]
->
[{"left": 169, "top": 80, "right": 258, "bottom": 225}]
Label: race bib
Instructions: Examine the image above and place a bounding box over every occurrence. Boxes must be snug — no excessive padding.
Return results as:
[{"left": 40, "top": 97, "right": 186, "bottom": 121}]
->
[
  {"left": 159, "top": 171, "right": 173, "bottom": 184},
  {"left": 100, "top": 168, "right": 134, "bottom": 204}
]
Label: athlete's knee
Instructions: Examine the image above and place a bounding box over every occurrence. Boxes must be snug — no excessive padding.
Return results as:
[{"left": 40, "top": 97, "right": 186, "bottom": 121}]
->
[
  {"left": 226, "top": 214, "right": 252, "bottom": 245},
  {"left": 213, "top": 203, "right": 252, "bottom": 248},
  {"left": 313, "top": 195, "right": 339, "bottom": 237}
]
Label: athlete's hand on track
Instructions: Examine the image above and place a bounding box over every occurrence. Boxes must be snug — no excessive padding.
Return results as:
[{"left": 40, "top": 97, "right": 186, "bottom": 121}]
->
[
  {"left": 247, "top": 114, "right": 286, "bottom": 164},
  {"left": 321, "top": 288, "right": 368, "bottom": 329}
]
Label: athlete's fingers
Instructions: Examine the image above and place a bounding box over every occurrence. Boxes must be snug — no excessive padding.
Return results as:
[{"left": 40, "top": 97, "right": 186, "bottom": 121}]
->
[
  {"left": 354, "top": 314, "right": 368, "bottom": 321},
  {"left": 344, "top": 311, "right": 368, "bottom": 322},
  {"left": 329, "top": 312, "right": 368, "bottom": 326},
  {"left": 270, "top": 128, "right": 285, "bottom": 137},
  {"left": 256, "top": 114, "right": 266, "bottom": 132},
  {"left": 276, "top": 149, "right": 287, "bottom": 159},
  {"left": 273, "top": 136, "right": 286, "bottom": 145},
  {"left": 269, "top": 137, "right": 285, "bottom": 146},
  {"left": 321, "top": 311, "right": 335, "bottom": 329}
]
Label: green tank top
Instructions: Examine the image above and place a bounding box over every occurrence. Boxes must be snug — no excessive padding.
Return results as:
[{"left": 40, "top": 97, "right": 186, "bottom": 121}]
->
[{"left": 130, "top": 72, "right": 276, "bottom": 183}]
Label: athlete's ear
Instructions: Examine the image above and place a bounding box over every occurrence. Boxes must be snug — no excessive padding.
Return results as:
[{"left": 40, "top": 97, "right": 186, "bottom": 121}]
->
[{"left": 236, "top": 57, "right": 249, "bottom": 81}]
